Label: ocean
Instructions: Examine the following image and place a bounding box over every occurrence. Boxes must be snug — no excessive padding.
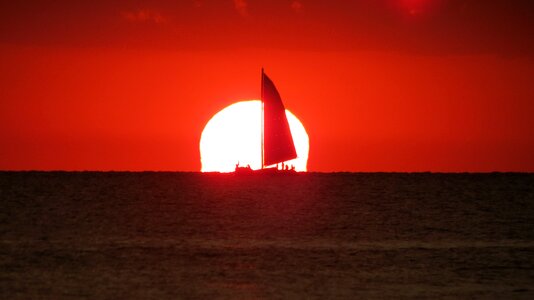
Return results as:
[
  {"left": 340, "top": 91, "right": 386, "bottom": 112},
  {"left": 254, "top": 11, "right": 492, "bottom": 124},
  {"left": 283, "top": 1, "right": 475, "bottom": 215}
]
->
[{"left": 1, "top": 172, "right": 533, "bottom": 299}]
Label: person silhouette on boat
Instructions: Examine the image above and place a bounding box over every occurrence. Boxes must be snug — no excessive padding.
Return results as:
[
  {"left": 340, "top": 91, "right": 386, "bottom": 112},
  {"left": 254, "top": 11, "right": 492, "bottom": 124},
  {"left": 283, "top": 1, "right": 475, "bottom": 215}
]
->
[{"left": 235, "top": 162, "right": 252, "bottom": 172}]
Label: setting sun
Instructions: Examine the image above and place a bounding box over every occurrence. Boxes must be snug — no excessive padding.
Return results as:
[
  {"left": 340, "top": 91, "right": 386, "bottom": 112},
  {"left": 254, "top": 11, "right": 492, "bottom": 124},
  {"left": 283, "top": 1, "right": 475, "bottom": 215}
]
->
[{"left": 200, "top": 100, "right": 309, "bottom": 172}]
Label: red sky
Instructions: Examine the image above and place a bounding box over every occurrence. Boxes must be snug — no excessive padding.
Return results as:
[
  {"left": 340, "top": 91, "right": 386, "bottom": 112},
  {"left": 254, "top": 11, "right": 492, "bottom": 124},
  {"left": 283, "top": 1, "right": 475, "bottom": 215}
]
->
[{"left": 1, "top": 0, "right": 533, "bottom": 172}]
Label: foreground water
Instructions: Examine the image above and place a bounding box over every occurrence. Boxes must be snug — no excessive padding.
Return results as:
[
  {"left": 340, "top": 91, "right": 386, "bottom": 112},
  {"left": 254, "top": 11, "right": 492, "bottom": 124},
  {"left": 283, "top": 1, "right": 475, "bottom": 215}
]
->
[{"left": 1, "top": 172, "right": 533, "bottom": 299}]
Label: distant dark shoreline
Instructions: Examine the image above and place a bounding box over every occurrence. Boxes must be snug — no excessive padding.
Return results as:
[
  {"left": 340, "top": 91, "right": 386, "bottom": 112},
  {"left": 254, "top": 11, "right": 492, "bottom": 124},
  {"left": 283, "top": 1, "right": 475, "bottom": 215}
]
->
[{"left": 0, "top": 170, "right": 532, "bottom": 174}]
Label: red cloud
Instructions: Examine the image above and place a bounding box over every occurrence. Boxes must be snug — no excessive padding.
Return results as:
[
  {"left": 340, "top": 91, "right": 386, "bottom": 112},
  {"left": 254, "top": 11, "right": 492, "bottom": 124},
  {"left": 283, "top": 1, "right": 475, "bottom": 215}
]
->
[
  {"left": 121, "top": 9, "right": 167, "bottom": 24},
  {"left": 233, "top": 0, "right": 248, "bottom": 17},
  {"left": 291, "top": 1, "right": 303, "bottom": 13}
]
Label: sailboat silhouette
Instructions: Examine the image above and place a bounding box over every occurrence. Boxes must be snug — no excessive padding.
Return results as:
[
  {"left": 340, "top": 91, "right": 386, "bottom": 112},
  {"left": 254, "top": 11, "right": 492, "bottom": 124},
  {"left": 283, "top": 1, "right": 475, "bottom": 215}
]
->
[{"left": 235, "top": 69, "right": 297, "bottom": 174}]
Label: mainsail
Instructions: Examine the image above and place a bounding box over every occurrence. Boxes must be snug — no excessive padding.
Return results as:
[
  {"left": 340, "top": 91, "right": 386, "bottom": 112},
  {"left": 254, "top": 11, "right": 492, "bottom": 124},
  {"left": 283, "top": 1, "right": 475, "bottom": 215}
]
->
[{"left": 261, "top": 69, "right": 297, "bottom": 167}]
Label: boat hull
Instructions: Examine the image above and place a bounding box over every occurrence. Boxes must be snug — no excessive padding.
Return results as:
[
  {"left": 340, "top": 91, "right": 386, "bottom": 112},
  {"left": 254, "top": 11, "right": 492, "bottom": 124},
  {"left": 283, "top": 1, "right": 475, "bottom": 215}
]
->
[{"left": 234, "top": 167, "right": 297, "bottom": 175}]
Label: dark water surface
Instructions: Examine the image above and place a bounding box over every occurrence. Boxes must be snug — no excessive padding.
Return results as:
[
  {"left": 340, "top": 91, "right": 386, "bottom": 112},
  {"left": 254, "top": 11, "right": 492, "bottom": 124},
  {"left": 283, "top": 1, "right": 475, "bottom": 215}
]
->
[{"left": 1, "top": 172, "right": 533, "bottom": 299}]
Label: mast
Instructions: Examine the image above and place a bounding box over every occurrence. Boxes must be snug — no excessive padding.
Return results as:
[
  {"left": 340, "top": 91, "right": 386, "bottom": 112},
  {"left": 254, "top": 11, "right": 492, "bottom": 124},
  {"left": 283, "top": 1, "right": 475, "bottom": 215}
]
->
[{"left": 261, "top": 67, "right": 264, "bottom": 169}]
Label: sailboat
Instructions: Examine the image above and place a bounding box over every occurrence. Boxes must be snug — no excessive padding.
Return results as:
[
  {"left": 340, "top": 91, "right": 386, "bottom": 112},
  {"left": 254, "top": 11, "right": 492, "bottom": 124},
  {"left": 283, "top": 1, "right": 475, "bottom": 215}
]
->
[{"left": 235, "top": 69, "right": 298, "bottom": 174}]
